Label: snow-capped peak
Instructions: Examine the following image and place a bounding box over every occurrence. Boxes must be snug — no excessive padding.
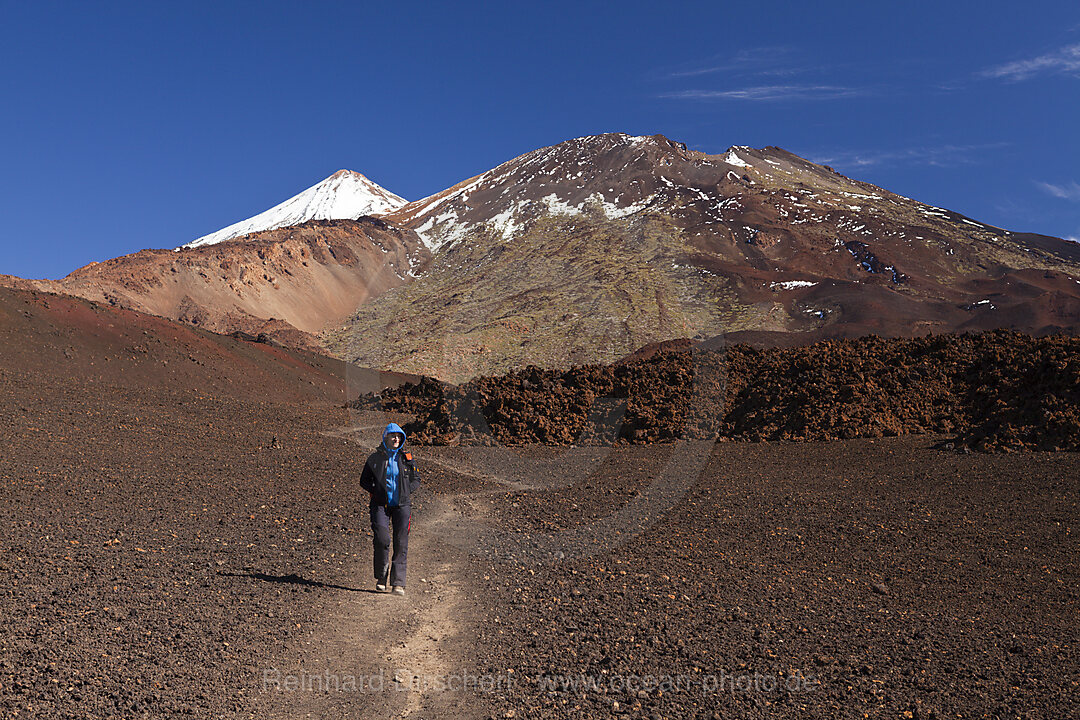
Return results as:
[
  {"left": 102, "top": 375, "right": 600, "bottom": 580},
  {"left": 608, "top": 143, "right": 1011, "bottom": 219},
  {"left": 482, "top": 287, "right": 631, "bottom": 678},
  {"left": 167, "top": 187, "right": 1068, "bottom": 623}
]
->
[{"left": 182, "top": 170, "right": 407, "bottom": 249}]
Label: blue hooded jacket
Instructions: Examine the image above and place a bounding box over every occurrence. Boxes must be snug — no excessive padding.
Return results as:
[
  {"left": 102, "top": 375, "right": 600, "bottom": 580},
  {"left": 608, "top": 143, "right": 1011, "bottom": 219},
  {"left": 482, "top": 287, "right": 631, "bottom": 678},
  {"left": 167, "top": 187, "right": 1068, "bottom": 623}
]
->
[
  {"left": 359, "top": 422, "right": 418, "bottom": 507},
  {"left": 382, "top": 423, "right": 406, "bottom": 507}
]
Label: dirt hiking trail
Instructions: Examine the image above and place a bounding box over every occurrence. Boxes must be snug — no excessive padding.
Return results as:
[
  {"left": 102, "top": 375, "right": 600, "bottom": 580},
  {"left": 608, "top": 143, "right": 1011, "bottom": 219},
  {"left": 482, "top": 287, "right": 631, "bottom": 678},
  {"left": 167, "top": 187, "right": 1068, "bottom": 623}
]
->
[{"left": 268, "top": 417, "right": 512, "bottom": 719}]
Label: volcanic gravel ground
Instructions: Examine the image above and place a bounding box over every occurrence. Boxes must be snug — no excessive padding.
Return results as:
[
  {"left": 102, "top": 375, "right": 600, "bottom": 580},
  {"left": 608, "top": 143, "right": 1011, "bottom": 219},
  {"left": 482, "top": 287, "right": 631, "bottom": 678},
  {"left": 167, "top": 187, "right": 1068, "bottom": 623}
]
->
[
  {"left": 0, "top": 370, "right": 498, "bottom": 718},
  {"left": 454, "top": 437, "right": 1078, "bottom": 719},
  {"left": 2, "top": 376, "right": 357, "bottom": 717},
  {"left": 0, "top": 287, "right": 488, "bottom": 719},
  {"left": 3, "top": 288, "right": 1078, "bottom": 719},
  {"left": 357, "top": 331, "right": 1080, "bottom": 452}
]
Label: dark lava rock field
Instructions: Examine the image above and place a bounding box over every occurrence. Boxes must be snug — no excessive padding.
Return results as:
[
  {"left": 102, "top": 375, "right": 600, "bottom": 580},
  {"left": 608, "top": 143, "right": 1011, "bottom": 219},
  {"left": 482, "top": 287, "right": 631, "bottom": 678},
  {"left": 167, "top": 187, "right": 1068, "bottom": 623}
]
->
[{"left": 355, "top": 330, "right": 1080, "bottom": 453}]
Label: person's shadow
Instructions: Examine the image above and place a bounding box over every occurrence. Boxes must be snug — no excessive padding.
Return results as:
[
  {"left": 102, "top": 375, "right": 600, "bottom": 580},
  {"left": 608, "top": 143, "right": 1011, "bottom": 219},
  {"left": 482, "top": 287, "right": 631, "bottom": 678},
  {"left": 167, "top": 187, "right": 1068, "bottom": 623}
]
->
[{"left": 220, "top": 571, "right": 378, "bottom": 593}]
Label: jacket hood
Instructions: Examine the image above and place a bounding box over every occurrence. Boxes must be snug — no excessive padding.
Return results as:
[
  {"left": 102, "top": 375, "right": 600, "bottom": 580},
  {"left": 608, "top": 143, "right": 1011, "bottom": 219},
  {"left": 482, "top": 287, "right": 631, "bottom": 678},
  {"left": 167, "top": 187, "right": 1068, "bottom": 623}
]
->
[{"left": 382, "top": 422, "right": 406, "bottom": 450}]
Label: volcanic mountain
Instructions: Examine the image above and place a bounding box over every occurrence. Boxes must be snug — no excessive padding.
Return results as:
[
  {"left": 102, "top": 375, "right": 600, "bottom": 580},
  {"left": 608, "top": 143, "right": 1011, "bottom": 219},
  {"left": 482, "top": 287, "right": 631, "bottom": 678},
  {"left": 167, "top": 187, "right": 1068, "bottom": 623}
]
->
[
  {"left": 4, "top": 135, "right": 1078, "bottom": 379},
  {"left": 185, "top": 169, "right": 407, "bottom": 248},
  {"left": 322, "top": 133, "right": 1080, "bottom": 382},
  {"left": 1, "top": 168, "right": 424, "bottom": 349}
]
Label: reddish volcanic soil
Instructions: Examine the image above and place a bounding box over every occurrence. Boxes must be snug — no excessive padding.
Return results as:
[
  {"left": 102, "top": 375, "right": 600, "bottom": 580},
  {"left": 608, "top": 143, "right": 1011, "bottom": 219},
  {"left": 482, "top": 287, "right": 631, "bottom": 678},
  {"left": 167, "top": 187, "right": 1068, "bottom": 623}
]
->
[
  {"left": 459, "top": 437, "right": 1078, "bottom": 719},
  {"left": 1, "top": 285, "right": 1077, "bottom": 719},
  {"left": 357, "top": 331, "right": 1080, "bottom": 452},
  {"left": 0, "top": 287, "right": 449, "bottom": 719}
]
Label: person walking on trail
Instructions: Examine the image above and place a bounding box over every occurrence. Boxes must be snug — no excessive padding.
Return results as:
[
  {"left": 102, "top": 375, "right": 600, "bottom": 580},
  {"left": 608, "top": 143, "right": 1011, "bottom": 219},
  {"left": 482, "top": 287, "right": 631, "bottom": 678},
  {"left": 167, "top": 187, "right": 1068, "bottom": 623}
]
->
[{"left": 360, "top": 422, "right": 420, "bottom": 596}]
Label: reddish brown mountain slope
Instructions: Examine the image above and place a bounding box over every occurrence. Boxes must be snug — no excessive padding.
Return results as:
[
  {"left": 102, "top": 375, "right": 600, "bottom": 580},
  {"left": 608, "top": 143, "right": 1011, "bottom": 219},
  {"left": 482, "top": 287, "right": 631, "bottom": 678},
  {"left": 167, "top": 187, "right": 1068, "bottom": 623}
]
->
[
  {"left": 1, "top": 218, "right": 430, "bottom": 351},
  {"left": 0, "top": 285, "right": 418, "bottom": 404}
]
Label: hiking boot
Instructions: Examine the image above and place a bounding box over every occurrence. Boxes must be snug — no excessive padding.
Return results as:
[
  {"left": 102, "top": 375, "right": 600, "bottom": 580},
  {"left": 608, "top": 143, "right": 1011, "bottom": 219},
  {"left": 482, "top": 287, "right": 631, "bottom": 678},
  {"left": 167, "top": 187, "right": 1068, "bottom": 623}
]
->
[
  {"left": 391, "top": 586, "right": 405, "bottom": 596},
  {"left": 376, "top": 568, "right": 389, "bottom": 592}
]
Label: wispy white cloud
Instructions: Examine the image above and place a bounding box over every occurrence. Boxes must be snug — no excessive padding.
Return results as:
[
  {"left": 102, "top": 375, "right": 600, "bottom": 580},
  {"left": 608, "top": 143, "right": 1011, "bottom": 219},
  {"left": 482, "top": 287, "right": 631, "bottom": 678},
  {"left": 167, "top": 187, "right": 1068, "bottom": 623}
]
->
[
  {"left": 665, "top": 47, "right": 806, "bottom": 79},
  {"left": 656, "top": 47, "right": 871, "bottom": 102},
  {"left": 662, "top": 85, "right": 861, "bottom": 102},
  {"left": 808, "top": 143, "right": 1008, "bottom": 169},
  {"left": 1037, "top": 180, "right": 1080, "bottom": 201},
  {"left": 982, "top": 43, "right": 1080, "bottom": 81}
]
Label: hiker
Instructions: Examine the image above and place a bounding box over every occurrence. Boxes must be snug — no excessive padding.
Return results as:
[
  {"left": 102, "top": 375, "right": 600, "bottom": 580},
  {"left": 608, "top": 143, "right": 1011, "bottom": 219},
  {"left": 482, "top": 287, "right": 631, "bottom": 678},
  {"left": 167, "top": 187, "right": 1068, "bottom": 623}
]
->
[{"left": 359, "top": 422, "right": 420, "bottom": 595}]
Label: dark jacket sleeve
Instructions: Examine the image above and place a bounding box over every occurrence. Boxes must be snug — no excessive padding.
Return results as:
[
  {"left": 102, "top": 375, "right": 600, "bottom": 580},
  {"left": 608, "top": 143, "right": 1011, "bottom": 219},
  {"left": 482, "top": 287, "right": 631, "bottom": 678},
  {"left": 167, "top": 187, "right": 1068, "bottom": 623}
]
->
[{"left": 359, "top": 454, "right": 375, "bottom": 494}]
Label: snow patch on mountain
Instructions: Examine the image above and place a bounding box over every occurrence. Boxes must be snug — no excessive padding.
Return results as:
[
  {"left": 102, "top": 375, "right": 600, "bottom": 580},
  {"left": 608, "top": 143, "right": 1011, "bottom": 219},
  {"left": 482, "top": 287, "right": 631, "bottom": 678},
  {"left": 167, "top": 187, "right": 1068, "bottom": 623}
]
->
[
  {"left": 770, "top": 280, "right": 818, "bottom": 290},
  {"left": 413, "top": 207, "right": 469, "bottom": 250},
  {"left": 415, "top": 187, "right": 658, "bottom": 248},
  {"left": 593, "top": 192, "right": 655, "bottom": 219},
  {"left": 541, "top": 193, "right": 581, "bottom": 217},
  {"left": 182, "top": 170, "right": 407, "bottom": 249},
  {"left": 487, "top": 206, "right": 520, "bottom": 240},
  {"left": 725, "top": 150, "right": 751, "bottom": 168}
]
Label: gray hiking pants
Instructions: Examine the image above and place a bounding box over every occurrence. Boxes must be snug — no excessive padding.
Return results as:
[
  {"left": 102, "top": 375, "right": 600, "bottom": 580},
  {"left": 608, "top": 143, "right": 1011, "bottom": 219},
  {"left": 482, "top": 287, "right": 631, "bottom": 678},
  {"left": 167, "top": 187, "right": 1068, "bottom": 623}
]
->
[{"left": 371, "top": 504, "right": 411, "bottom": 587}]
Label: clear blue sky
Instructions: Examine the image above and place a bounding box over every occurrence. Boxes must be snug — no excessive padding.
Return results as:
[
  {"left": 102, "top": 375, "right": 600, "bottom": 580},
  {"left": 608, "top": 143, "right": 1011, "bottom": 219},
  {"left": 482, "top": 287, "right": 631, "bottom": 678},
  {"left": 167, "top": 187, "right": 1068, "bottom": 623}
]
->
[{"left": 2, "top": 1, "right": 1078, "bottom": 279}]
